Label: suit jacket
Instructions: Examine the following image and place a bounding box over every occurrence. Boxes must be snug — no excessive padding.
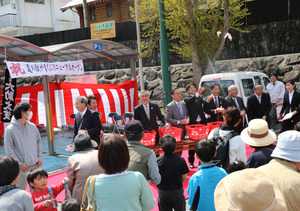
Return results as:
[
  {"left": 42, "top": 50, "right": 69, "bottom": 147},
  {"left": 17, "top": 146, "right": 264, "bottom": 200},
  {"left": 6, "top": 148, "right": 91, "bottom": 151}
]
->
[
  {"left": 280, "top": 91, "right": 300, "bottom": 123},
  {"left": 203, "top": 95, "right": 224, "bottom": 122},
  {"left": 67, "top": 149, "right": 103, "bottom": 201},
  {"left": 74, "top": 108, "right": 102, "bottom": 143},
  {"left": 247, "top": 93, "right": 272, "bottom": 122},
  {"left": 184, "top": 95, "right": 207, "bottom": 125},
  {"left": 134, "top": 102, "right": 166, "bottom": 131},
  {"left": 223, "top": 95, "right": 247, "bottom": 112},
  {"left": 165, "top": 100, "right": 189, "bottom": 126}
]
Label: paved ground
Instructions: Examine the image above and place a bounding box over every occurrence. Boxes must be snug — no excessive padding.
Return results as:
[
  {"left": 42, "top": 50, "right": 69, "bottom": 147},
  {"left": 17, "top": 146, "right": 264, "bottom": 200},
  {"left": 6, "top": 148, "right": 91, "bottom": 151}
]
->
[{"left": 0, "top": 130, "right": 74, "bottom": 174}]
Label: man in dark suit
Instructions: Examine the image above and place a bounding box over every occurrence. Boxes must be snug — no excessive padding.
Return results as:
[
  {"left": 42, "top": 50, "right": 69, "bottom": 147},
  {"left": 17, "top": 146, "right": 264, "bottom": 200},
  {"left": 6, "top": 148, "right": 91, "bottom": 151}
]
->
[
  {"left": 134, "top": 90, "right": 166, "bottom": 145},
  {"left": 223, "top": 85, "right": 247, "bottom": 133},
  {"left": 204, "top": 83, "right": 225, "bottom": 122},
  {"left": 165, "top": 88, "right": 189, "bottom": 157},
  {"left": 73, "top": 96, "right": 102, "bottom": 144},
  {"left": 247, "top": 84, "right": 272, "bottom": 126},
  {"left": 184, "top": 84, "right": 206, "bottom": 168},
  {"left": 184, "top": 84, "right": 207, "bottom": 125}
]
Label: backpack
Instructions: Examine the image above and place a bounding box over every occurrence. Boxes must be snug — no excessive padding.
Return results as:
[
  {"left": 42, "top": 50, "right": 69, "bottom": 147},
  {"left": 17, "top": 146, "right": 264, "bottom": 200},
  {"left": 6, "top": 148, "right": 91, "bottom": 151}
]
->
[{"left": 211, "top": 127, "right": 238, "bottom": 170}]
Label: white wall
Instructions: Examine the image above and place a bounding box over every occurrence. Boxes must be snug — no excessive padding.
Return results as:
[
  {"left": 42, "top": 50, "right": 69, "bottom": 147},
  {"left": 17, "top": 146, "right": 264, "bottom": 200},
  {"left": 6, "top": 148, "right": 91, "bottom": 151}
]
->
[{"left": 0, "top": 0, "right": 80, "bottom": 36}]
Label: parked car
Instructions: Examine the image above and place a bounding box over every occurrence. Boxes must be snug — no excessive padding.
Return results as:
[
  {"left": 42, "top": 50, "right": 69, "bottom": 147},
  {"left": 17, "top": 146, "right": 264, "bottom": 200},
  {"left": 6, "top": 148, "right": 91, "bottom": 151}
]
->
[{"left": 199, "top": 72, "right": 271, "bottom": 106}]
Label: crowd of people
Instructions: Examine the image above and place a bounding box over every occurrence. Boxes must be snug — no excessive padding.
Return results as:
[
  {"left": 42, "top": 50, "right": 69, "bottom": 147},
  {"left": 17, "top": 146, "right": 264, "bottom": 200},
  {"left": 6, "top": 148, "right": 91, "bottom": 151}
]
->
[{"left": 1, "top": 71, "right": 300, "bottom": 211}]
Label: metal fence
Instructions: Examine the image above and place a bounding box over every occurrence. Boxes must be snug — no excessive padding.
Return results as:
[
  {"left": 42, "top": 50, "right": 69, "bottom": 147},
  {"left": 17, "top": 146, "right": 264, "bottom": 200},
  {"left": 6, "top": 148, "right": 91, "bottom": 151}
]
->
[{"left": 0, "top": 13, "right": 17, "bottom": 28}]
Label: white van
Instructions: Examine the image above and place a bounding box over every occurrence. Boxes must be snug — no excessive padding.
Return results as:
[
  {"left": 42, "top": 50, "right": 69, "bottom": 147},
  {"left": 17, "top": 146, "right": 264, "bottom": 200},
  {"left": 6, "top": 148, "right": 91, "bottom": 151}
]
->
[{"left": 199, "top": 72, "right": 271, "bottom": 105}]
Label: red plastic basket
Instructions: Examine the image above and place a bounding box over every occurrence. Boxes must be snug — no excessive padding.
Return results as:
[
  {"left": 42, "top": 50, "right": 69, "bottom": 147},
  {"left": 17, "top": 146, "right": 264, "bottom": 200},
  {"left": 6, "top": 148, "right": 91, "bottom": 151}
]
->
[
  {"left": 141, "top": 130, "right": 156, "bottom": 147},
  {"left": 158, "top": 127, "right": 182, "bottom": 143},
  {"left": 186, "top": 124, "right": 210, "bottom": 141},
  {"left": 207, "top": 121, "right": 225, "bottom": 132}
]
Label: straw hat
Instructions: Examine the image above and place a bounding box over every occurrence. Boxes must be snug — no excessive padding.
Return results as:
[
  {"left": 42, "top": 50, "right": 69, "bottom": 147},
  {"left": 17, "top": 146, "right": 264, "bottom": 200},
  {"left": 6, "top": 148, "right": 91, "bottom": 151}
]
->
[
  {"left": 71, "top": 133, "right": 98, "bottom": 152},
  {"left": 272, "top": 130, "right": 300, "bottom": 162},
  {"left": 241, "top": 119, "right": 276, "bottom": 147},
  {"left": 214, "top": 169, "right": 287, "bottom": 211}
]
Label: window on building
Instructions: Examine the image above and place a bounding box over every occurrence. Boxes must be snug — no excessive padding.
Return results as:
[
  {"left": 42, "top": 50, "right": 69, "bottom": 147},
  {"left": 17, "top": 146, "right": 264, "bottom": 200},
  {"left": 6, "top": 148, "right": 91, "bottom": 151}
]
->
[
  {"left": 90, "top": 6, "right": 96, "bottom": 21},
  {"left": 1, "top": 0, "right": 10, "bottom": 6},
  {"left": 106, "top": 3, "right": 114, "bottom": 18},
  {"left": 127, "top": 3, "right": 134, "bottom": 18},
  {"left": 25, "top": 0, "right": 44, "bottom": 4}
]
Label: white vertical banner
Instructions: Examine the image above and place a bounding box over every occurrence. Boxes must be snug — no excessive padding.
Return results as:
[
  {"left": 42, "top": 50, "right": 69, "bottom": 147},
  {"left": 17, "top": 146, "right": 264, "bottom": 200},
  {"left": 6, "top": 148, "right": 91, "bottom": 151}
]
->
[
  {"left": 37, "top": 91, "right": 46, "bottom": 126},
  {"left": 71, "top": 89, "right": 80, "bottom": 114},
  {"left": 130, "top": 88, "right": 135, "bottom": 112},
  {"left": 110, "top": 89, "right": 121, "bottom": 115},
  {"left": 54, "top": 90, "right": 66, "bottom": 127},
  {"left": 97, "top": 89, "right": 111, "bottom": 123},
  {"left": 84, "top": 89, "right": 94, "bottom": 97},
  {"left": 121, "top": 89, "right": 129, "bottom": 113},
  {"left": 20, "top": 93, "right": 30, "bottom": 104}
]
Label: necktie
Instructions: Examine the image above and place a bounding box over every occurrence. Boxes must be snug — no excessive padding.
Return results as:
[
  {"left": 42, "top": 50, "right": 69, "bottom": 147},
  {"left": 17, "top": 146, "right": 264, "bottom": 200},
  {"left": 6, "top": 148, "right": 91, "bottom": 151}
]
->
[
  {"left": 81, "top": 113, "right": 84, "bottom": 119},
  {"left": 145, "top": 106, "right": 150, "bottom": 120},
  {"left": 178, "top": 103, "right": 184, "bottom": 118},
  {"left": 234, "top": 98, "right": 240, "bottom": 110},
  {"left": 215, "top": 97, "right": 220, "bottom": 121},
  {"left": 258, "top": 96, "right": 261, "bottom": 104}
]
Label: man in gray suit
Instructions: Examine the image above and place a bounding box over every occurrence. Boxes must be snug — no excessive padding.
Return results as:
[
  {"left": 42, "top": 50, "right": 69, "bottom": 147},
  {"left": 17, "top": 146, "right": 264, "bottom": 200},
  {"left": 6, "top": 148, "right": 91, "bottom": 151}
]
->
[{"left": 165, "top": 88, "right": 189, "bottom": 141}]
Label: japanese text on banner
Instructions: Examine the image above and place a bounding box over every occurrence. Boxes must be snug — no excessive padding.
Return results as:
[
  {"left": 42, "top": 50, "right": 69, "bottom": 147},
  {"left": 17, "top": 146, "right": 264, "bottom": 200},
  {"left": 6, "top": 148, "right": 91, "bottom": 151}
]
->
[{"left": 6, "top": 60, "right": 84, "bottom": 78}]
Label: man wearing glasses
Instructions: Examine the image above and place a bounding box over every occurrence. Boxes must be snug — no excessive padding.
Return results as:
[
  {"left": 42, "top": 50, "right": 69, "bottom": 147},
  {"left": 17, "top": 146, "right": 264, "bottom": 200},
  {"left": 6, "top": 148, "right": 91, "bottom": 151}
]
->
[{"left": 134, "top": 90, "right": 166, "bottom": 145}]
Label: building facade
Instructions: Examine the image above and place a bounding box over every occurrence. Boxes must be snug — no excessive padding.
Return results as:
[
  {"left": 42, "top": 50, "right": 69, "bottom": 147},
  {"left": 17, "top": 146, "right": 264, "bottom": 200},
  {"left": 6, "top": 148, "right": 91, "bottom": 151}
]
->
[{"left": 0, "top": 0, "right": 80, "bottom": 36}]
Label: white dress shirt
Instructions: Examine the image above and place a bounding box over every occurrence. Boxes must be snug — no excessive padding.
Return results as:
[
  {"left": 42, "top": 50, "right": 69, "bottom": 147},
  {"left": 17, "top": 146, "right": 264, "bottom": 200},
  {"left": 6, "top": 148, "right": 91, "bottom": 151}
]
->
[
  {"left": 289, "top": 91, "right": 294, "bottom": 113},
  {"left": 266, "top": 80, "right": 285, "bottom": 103}
]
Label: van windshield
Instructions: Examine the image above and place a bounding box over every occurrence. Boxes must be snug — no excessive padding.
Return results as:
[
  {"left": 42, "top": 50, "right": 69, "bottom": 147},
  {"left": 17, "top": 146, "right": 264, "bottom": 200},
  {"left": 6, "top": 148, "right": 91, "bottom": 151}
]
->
[{"left": 200, "top": 80, "right": 234, "bottom": 98}]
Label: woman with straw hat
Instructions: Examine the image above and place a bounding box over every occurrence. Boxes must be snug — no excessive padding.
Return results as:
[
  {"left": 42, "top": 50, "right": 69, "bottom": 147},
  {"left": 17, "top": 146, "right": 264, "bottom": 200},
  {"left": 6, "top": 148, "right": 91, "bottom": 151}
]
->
[{"left": 241, "top": 119, "right": 276, "bottom": 168}]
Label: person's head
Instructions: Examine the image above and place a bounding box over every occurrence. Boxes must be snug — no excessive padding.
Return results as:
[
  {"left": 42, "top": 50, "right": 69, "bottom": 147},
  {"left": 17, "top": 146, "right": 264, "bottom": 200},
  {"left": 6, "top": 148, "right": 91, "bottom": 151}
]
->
[
  {"left": 241, "top": 119, "right": 276, "bottom": 148},
  {"left": 71, "top": 133, "right": 98, "bottom": 152},
  {"left": 214, "top": 169, "right": 287, "bottom": 211},
  {"left": 270, "top": 72, "right": 278, "bottom": 83},
  {"left": 171, "top": 88, "right": 182, "bottom": 102},
  {"left": 75, "top": 96, "right": 87, "bottom": 112},
  {"left": 285, "top": 80, "right": 296, "bottom": 93},
  {"left": 253, "top": 84, "right": 263, "bottom": 97},
  {"left": 224, "top": 106, "right": 241, "bottom": 128},
  {"left": 62, "top": 199, "right": 81, "bottom": 211},
  {"left": 160, "top": 134, "right": 176, "bottom": 154},
  {"left": 87, "top": 95, "right": 98, "bottom": 111},
  {"left": 13, "top": 102, "right": 32, "bottom": 120},
  {"left": 227, "top": 160, "right": 246, "bottom": 174},
  {"left": 139, "top": 90, "right": 150, "bottom": 105},
  {"left": 210, "top": 83, "right": 221, "bottom": 97},
  {"left": 98, "top": 134, "right": 129, "bottom": 174},
  {"left": 124, "top": 120, "right": 144, "bottom": 142},
  {"left": 27, "top": 168, "right": 48, "bottom": 190},
  {"left": 186, "top": 83, "right": 197, "bottom": 96},
  {"left": 228, "top": 85, "right": 238, "bottom": 98},
  {"left": 271, "top": 130, "right": 300, "bottom": 168},
  {"left": 0, "top": 156, "right": 20, "bottom": 186},
  {"left": 195, "top": 139, "right": 216, "bottom": 163},
  {"left": 295, "top": 121, "right": 300, "bottom": 131}
]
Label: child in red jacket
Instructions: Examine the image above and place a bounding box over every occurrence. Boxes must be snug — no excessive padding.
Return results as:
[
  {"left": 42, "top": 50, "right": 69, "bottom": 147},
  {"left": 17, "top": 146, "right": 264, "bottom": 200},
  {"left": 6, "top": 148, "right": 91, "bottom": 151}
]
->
[{"left": 27, "top": 168, "right": 69, "bottom": 211}]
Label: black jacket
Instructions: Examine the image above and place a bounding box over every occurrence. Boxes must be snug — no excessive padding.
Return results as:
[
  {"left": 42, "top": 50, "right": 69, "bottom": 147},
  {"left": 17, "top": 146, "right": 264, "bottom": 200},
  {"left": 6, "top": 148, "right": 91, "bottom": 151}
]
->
[
  {"left": 203, "top": 95, "right": 224, "bottom": 122},
  {"left": 74, "top": 108, "right": 102, "bottom": 143},
  {"left": 134, "top": 102, "right": 165, "bottom": 131},
  {"left": 184, "top": 95, "right": 207, "bottom": 125},
  {"left": 247, "top": 92, "right": 272, "bottom": 122}
]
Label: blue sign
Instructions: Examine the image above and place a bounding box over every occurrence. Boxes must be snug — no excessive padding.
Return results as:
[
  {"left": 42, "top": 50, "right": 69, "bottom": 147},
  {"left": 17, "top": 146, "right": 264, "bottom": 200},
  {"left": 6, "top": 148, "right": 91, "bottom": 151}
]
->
[{"left": 93, "top": 43, "right": 103, "bottom": 50}]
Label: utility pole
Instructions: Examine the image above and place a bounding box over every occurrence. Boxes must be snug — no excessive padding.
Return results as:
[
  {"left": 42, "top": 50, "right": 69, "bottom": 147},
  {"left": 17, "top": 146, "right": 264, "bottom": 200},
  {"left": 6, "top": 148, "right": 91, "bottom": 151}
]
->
[
  {"left": 83, "top": 0, "right": 89, "bottom": 27},
  {"left": 134, "top": 0, "right": 145, "bottom": 91},
  {"left": 158, "top": 0, "right": 172, "bottom": 109}
]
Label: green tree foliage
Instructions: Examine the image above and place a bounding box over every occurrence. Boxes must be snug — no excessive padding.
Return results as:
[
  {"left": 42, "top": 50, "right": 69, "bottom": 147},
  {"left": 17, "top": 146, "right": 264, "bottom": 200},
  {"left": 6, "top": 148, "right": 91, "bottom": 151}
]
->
[{"left": 132, "top": 0, "right": 249, "bottom": 85}]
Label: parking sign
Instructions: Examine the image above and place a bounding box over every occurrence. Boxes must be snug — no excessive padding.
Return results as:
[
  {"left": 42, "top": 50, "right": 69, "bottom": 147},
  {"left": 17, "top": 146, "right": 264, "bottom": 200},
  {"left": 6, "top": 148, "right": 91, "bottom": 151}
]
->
[{"left": 93, "top": 43, "right": 103, "bottom": 50}]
